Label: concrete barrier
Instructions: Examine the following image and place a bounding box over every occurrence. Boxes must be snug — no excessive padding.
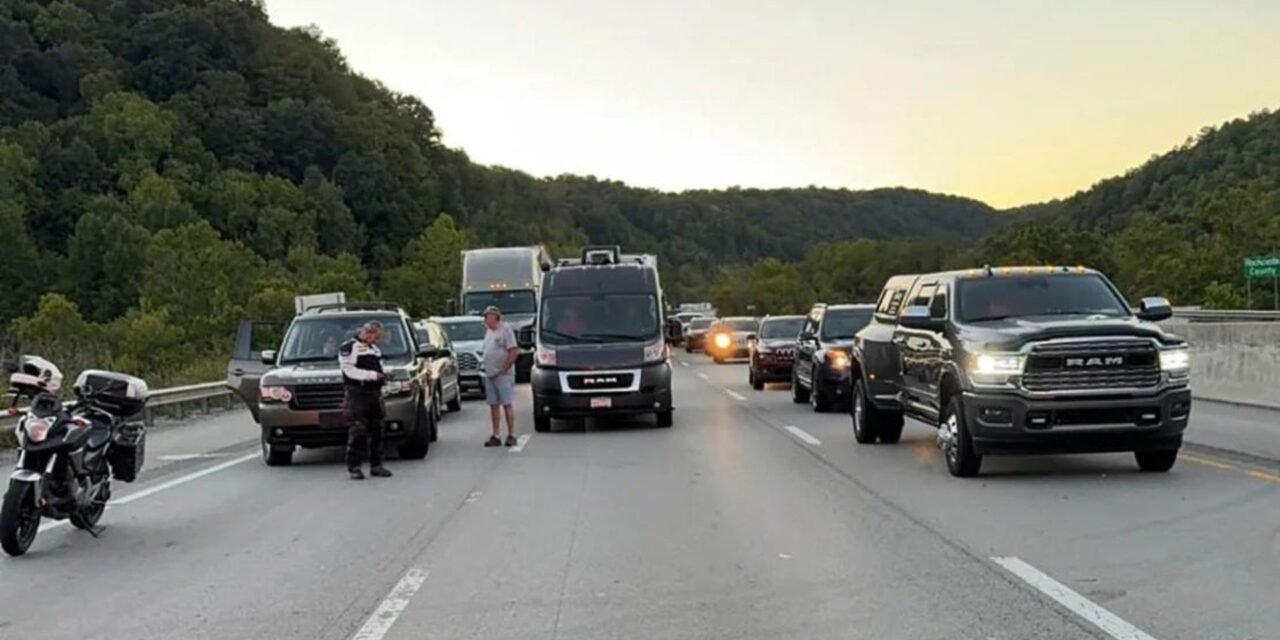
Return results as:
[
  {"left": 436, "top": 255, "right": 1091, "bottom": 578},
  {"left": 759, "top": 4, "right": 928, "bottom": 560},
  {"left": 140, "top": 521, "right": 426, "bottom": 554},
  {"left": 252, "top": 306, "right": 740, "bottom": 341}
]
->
[{"left": 1166, "top": 320, "right": 1280, "bottom": 409}]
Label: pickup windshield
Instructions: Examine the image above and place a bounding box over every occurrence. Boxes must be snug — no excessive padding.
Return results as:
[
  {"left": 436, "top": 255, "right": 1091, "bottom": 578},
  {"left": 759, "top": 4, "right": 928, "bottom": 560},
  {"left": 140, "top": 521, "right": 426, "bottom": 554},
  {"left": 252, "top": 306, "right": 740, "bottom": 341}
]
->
[
  {"left": 957, "top": 274, "right": 1129, "bottom": 322},
  {"left": 278, "top": 315, "right": 410, "bottom": 364},
  {"left": 820, "top": 309, "right": 873, "bottom": 339},
  {"left": 463, "top": 290, "right": 537, "bottom": 316},
  {"left": 540, "top": 294, "right": 660, "bottom": 345},
  {"left": 760, "top": 317, "right": 805, "bottom": 339}
]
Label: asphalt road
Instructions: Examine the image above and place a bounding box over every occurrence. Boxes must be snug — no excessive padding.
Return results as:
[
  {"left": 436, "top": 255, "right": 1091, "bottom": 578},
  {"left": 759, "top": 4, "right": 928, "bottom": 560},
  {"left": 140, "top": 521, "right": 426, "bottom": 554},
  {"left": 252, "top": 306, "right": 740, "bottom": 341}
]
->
[{"left": 0, "top": 357, "right": 1276, "bottom": 640}]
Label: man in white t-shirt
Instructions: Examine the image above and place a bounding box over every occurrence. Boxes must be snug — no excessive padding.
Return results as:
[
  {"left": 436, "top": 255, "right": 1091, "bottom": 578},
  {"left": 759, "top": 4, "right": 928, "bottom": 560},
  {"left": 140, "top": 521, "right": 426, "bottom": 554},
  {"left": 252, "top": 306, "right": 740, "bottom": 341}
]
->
[{"left": 481, "top": 306, "right": 520, "bottom": 447}]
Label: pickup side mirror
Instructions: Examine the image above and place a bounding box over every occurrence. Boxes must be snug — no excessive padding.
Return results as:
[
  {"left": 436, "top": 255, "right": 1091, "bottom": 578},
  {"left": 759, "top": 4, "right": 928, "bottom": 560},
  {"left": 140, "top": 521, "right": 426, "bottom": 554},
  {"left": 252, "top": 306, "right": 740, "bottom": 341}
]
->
[
  {"left": 898, "top": 306, "right": 945, "bottom": 331},
  {"left": 260, "top": 350, "right": 277, "bottom": 366},
  {"left": 664, "top": 318, "right": 684, "bottom": 345},
  {"left": 1137, "top": 297, "right": 1173, "bottom": 322},
  {"left": 517, "top": 325, "right": 536, "bottom": 350}
]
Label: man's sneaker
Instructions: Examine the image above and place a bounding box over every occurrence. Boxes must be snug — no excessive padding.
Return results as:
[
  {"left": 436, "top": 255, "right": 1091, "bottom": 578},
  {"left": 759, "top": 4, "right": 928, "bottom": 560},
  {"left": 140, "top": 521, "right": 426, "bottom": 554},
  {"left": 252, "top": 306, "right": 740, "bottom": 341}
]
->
[
  {"left": 370, "top": 465, "right": 393, "bottom": 478},
  {"left": 504, "top": 435, "right": 518, "bottom": 447},
  {"left": 348, "top": 468, "right": 366, "bottom": 481},
  {"left": 484, "top": 436, "right": 502, "bottom": 447}
]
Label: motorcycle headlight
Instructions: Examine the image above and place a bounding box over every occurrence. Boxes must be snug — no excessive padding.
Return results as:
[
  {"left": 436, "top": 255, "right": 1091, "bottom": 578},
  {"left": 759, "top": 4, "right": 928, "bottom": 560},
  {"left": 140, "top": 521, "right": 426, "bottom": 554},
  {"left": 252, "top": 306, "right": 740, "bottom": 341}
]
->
[
  {"left": 968, "top": 352, "right": 1025, "bottom": 386},
  {"left": 260, "top": 386, "right": 293, "bottom": 403},
  {"left": 1160, "top": 346, "right": 1190, "bottom": 377},
  {"left": 24, "top": 416, "right": 51, "bottom": 443}
]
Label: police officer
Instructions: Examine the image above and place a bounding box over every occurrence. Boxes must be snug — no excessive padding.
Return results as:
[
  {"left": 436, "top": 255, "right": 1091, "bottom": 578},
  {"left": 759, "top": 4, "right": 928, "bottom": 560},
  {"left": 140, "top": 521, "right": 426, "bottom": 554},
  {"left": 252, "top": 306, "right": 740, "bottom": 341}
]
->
[{"left": 339, "top": 320, "right": 393, "bottom": 480}]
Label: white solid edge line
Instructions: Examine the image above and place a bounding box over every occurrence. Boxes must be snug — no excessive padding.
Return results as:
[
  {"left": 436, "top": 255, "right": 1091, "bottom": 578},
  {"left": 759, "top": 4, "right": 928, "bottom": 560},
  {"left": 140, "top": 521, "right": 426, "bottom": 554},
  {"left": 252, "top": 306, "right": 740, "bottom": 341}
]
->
[
  {"left": 991, "top": 556, "right": 1158, "bottom": 640},
  {"left": 37, "top": 452, "right": 257, "bottom": 533},
  {"left": 783, "top": 425, "right": 822, "bottom": 446},
  {"left": 351, "top": 567, "right": 430, "bottom": 640},
  {"left": 508, "top": 433, "right": 531, "bottom": 453},
  {"left": 726, "top": 390, "right": 747, "bottom": 401}
]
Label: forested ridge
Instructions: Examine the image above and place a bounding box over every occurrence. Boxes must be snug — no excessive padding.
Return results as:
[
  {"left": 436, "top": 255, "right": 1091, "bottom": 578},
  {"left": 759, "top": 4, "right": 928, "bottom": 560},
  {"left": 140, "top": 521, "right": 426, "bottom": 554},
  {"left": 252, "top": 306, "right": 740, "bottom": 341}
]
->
[{"left": 1, "top": 0, "right": 1277, "bottom": 387}]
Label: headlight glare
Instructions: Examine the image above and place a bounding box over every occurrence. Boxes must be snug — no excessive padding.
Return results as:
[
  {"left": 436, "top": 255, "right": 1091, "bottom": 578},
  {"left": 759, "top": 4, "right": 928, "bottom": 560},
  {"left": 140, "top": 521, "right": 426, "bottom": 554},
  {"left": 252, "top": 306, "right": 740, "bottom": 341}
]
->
[
  {"left": 1160, "top": 346, "right": 1190, "bottom": 375},
  {"left": 827, "top": 352, "right": 850, "bottom": 370},
  {"left": 713, "top": 333, "right": 732, "bottom": 349},
  {"left": 971, "top": 353, "right": 1025, "bottom": 376}
]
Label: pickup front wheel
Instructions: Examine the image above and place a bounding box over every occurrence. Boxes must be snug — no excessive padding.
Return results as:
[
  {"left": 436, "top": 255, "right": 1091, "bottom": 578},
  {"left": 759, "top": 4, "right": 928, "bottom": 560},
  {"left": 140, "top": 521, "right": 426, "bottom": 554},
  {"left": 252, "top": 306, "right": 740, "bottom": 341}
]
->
[
  {"left": 941, "top": 397, "right": 982, "bottom": 478},
  {"left": 1135, "top": 450, "right": 1178, "bottom": 472}
]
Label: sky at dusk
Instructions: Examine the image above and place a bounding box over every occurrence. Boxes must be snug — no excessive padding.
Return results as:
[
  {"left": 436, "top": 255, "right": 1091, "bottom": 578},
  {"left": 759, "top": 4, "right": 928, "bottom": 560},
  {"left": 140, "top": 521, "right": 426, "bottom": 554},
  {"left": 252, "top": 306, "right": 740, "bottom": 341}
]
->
[{"left": 266, "top": 0, "right": 1280, "bottom": 208}]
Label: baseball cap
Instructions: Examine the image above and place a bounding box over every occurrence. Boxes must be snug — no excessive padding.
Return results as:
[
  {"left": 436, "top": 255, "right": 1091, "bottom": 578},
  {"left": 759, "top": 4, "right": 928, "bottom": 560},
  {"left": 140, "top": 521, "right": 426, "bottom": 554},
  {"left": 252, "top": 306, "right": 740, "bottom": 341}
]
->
[{"left": 482, "top": 306, "right": 502, "bottom": 318}]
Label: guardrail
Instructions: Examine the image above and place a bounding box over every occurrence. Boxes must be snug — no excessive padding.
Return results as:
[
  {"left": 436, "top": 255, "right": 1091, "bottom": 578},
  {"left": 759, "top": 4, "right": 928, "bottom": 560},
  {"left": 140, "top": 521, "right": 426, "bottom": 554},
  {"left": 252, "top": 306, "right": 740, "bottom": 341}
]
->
[
  {"left": 2, "top": 381, "right": 234, "bottom": 431},
  {"left": 1172, "top": 309, "right": 1280, "bottom": 323}
]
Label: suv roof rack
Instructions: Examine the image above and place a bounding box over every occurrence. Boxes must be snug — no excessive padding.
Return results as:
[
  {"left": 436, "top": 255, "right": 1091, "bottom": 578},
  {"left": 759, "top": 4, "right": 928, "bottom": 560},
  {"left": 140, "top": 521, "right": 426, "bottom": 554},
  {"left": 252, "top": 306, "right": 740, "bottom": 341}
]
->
[{"left": 303, "top": 301, "right": 404, "bottom": 314}]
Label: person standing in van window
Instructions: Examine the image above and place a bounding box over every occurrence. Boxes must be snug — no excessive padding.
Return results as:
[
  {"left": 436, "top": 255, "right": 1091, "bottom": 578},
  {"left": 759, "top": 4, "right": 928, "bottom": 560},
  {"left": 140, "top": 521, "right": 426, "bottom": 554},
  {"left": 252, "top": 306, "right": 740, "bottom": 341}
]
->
[
  {"left": 481, "top": 306, "right": 520, "bottom": 447},
  {"left": 339, "top": 321, "right": 392, "bottom": 480}
]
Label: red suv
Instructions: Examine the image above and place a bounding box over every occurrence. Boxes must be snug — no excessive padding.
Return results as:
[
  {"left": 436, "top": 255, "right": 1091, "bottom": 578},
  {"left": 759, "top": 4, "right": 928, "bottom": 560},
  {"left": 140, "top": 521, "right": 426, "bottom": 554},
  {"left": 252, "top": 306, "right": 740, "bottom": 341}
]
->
[{"left": 748, "top": 315, "right": 806, "bottom": 390}]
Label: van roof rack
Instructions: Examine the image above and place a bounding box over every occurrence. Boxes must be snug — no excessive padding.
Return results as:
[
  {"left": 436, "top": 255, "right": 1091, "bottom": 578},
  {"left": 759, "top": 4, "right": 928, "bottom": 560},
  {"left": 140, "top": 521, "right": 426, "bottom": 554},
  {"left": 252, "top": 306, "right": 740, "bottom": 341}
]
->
[{"left": 303, "top": 301, "right": 404, "bottom": 314}]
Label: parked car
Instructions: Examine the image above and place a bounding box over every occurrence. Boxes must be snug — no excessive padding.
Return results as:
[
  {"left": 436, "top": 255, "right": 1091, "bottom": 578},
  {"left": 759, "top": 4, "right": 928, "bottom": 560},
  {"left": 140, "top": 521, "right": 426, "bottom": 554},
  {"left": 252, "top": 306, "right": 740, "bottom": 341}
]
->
[
  {"left": 227, "top": 302, "right": 438, "bottom": 466},
  {"left": 793, "top": 304, "right": 874, "bottom": 411},
  {"left": 413, "top": 319, "right": 463, "bottom": 418},
  {"left": 706, "top": 317, "right": 759, "bottom": 363},
  {"left": 748, "top": 315, "right": 806, "bottom": 390},
  {"left": 851, "top": 266, "right": 1191, "bottom": 477},
  {"left": 435, "top": 315, "right": 487, "bottom": 397},
  {"left": 684, "top": 316, "right": 716, "bottom": 353}
]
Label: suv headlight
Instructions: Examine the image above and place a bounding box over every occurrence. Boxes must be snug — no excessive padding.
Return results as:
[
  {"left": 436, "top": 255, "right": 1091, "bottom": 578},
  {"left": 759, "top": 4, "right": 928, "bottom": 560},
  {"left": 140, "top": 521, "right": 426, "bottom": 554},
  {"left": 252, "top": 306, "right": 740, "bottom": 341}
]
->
[
  {"left": 260, "top": 386, "right": 293, "bottom": 403},
  {"left": 826, "top": 351, "right": 850, "bottom": 370},
  {"left": 1160, "top": 346, "right": 1190, "bottom": 377},
  {"left": 968, "top": 353, "right": 1025, "bottom": 386},
  {"left": 713, "top": 333, "right": 732, "bottom": 350},
  {"left": 382, "top": 380, "right": 414, "bottom": 398}
]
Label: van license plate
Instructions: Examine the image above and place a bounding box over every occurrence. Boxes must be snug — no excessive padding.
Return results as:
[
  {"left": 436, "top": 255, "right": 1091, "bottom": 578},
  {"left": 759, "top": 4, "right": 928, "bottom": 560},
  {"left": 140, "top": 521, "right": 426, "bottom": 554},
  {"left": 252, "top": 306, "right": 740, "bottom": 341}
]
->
[{"left": 590, "top": 397, "right": 612, "bottom": 409}]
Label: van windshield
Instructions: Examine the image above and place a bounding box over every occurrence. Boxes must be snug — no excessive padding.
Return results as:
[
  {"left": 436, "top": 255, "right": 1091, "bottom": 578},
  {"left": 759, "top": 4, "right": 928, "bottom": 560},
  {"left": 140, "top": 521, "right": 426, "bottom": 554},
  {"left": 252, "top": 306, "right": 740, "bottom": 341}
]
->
[
  {"left": 463, "top": 291, "right": 537, "bottom": 316},
  {"left": 957, "top": 274, "right": 1129, "bottom": 322},
  {"left": 279, "top": 316, "right": 409, "bottom": 364},
  {"left": 540, "top": 294, "right": 660, "bottom": 345}
]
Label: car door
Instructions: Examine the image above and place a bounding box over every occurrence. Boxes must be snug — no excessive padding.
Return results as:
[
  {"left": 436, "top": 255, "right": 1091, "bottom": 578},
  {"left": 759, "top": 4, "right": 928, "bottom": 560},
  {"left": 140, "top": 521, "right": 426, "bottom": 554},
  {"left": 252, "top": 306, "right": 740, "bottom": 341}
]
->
[
  {"left": 896, "top": 281, "right": 937, "bottom": 413},
  {"left": 797, "top": 310, "right": 822, "bottom": 385},
  {"left": 918, "top": 281, "right": 952, "bottom": 415},
  {"left": 432, "top": 323, "right": 459, "bottom": 397},
  {"left": 226, "top": 320, "right": 286, "bottom": 422}
]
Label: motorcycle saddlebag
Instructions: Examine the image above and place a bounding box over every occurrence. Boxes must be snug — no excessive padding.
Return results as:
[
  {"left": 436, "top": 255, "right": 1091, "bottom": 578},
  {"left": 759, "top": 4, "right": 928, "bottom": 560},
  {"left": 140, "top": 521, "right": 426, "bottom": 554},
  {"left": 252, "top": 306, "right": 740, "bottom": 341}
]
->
[{"left": 107, "top": 423, "right": 146, "bottom": 482}]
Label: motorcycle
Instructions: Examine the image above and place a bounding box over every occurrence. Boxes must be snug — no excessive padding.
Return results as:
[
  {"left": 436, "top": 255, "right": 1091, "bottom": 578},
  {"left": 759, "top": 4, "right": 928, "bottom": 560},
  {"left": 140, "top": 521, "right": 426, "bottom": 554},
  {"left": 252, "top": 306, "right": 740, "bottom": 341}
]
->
[{"left": 1, "top": 356, "right": 149, "bottom": 557}]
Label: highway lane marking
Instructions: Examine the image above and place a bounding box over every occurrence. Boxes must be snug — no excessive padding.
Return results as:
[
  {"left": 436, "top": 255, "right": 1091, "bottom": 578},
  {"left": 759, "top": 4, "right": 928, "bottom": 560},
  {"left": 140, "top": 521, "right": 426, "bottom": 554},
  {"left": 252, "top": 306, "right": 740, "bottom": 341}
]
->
[
  {"left": 465, "top": 491, "right": 483, "bottom": 503},
  {"left": 725, "top": 390, "right": 747, "bottom": 401},
  {"left": 1179, "top": 453, "right": 1238, "bottom": 471},
  {"left": 1247, "top": 469, "right": 1280, "bottom": 483},
  {"left": 991, "top": 556, "right": 1158, "bottom": 640},
  {"left": 157, "top": 453, "right": 230, "bottom": 461},
  {"left": 680, "top": 361, "right": 689, "bottom": 367},
  {"left": 697, "top": 372, "right": 709, "bottom": 380},
  {"left": 350, "top": 567, "right": 429, "bottom": 640},
  {"left": 783, "top": 425, "right": 822, "bottom": 446},
  {"left": 37, "top": 452, "right": 258, "bottom": 533},
  {"left": 508, "top": 434, "right": 531, "bottom": 453}
]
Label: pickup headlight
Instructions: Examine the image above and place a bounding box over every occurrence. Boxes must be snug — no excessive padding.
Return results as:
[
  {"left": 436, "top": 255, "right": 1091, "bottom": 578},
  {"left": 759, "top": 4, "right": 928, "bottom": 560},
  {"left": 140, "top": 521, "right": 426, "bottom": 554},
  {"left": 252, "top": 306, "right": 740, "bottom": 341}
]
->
[
  {"left": 1160, "top": 346, "right": 1190, "bottom": 377},
  {"left": 260, "top": 386, "right": 293, "bottom": 403},
  {"left": 826, "top": 351, "right": 850, "bottom": 370},
  {"left": 968, "top": 353, "right": 1025, "bottom": 386}
]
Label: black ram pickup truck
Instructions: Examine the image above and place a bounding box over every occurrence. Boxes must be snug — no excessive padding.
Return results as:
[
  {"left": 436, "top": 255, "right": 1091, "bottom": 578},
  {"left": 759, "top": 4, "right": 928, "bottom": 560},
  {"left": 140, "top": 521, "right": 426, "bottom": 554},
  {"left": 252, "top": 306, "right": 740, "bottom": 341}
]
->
[{"left": 851, "top": 267, "right": 1192, "bottom": 477}]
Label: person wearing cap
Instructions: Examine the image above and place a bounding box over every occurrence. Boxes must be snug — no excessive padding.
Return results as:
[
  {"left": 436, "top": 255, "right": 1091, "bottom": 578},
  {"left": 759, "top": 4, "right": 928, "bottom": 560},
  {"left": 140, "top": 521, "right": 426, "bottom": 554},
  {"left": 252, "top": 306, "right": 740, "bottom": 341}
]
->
[
  {"left": 339, "top": 320, "right": 393, "bottom": 480},
  {"left": 481, "top": 306, "right": 520, "bottom": 447}
]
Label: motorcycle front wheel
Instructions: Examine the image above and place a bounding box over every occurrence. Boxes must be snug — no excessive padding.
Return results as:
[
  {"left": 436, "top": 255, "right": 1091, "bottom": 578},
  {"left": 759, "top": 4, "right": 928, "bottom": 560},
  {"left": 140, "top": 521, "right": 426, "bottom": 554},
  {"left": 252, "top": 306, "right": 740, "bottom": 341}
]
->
[{"left": 1, "top": 481, "right": 41, "bottom": 557}]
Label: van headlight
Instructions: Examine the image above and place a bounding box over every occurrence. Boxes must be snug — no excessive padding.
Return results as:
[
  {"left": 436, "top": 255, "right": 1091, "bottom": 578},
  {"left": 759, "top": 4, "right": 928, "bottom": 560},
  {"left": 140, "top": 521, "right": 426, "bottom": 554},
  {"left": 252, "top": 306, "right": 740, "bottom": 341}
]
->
[
  {"left": 644, "top": 340, "right": 667, "bottom": 363},
  {"left": 1160, "top": 346, "right": 1190, "bottom": 377},
  {"left": 968, "top": 353, "right": 1025, "bottom": 385}
]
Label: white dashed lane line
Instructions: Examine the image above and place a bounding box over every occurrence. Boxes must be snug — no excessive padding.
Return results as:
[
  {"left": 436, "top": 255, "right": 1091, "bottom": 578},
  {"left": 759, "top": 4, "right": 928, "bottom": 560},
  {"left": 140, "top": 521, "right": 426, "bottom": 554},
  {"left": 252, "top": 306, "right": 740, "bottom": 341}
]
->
[
  {"left": 725, "top": 390, "right": 747, "bottom": 401},
  {"left": 783, "top": 425, "right": 822, "bottom": 446},
  {"left": 508, "top": 434, "right": 531, "bottom": 453},
  {"left": 697, "top": 372, "right": 709, "bottom": 380},
  {"left": 992, "top": 556, "right": 1159, "bottom": 640},
  {"left": 350, "top": 567, "right": 430, "bottom": 640}
]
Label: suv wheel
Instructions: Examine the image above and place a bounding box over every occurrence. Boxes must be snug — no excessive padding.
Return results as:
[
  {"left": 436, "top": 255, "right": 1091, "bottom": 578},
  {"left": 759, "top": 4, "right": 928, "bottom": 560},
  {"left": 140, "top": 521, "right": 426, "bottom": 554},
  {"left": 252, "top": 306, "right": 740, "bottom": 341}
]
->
[
  {"left": 262, "top": 433, "right": 293, "bottom": 467},
  {"left": 941, "top": 397, "right": 981, "bottom": 478},
  {"left": 534, "top": 415, "right": 552, "bottom": 433},
  {"left": 810, "top": 380, "right": 831, "bottom": 413},
  {"left": 1135, "top": 449, "right": 1178, "bottom": 472},
  {"left": 399, "top": 400, "right": 433, "bottom": 460},
  {"left": 791, "top": 370, "right": 810, "bottom": 404},
  {"left": 750, "top": 370, "right": 764, "bottom": 391}
]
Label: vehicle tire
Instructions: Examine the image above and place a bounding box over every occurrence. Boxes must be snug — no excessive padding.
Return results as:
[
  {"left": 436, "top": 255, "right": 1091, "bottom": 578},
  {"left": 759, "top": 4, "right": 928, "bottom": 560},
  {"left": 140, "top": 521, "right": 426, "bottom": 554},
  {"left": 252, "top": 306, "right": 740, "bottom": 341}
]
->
[
  {"left": 432, "top": 387, "right": 443, "bottom": 422},
  {"left": 1135, "top": 449, "right": 1178, "bottom": 472},
  {"left": 447, "top": 386, "right": 462, "bottom": 413},
  {"left": 685, "top": 345, "right": 694, "bottom": 354},
  {"left": 877, "top": 416, "right": 905, "bottom": 445},
  {"left": 713, "top": 356, "right": 724, "bottom": 364},
  {"left": 751, "top": 370, "right": 764, "bottom": 391},
  {"left": 851, "top": 379, "right": 878, "bottom": 444},
  {"left": 0, "top": 481, "right": 40, "bottom": 557},
  {"left": 71, "top": 480, "right": 109, "bottom": 531},
  {"left": 656, "top": 411, "right": 674, "bottom": 428},
  {"left": 810, "top": 380, "right": 831, "bottom": 413},
  {"left": 516, "top": 366, "right": 531, "bottom": 384},
  {"left": 262, "top": 433, "right": 293, "bottom": 467},
  {"left": 941, "top": 397, "right": 982, "bottom": 478},
  {"left": 399, "top": 400, "right": 433, "bottom": 460},
  {"left": 534, "top": 415, "right": 552, "bottom": 433},
  {"left": 792, "top": 370, "right": 810, "bottom": 404}
]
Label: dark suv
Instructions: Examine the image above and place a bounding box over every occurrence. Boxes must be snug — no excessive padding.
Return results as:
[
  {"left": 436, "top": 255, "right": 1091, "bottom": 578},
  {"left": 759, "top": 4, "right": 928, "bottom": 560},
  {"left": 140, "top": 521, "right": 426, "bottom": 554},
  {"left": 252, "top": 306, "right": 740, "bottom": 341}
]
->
[
  {"left": 748, "top": 315, "right": 805, "bottom": 390},
  {"left": 851, "top": 267, "right": 1191, "bottom": 477},
  {"left": 792, "top": 304, "right": 875, "bottom": 412}
]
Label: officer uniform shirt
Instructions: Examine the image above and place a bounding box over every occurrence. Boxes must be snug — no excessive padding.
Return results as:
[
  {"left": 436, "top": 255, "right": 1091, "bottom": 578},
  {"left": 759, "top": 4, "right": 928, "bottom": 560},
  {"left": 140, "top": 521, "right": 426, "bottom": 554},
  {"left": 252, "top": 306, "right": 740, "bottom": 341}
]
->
[{"left": 339, "top": 338, "right": 383, "bottom": 388}]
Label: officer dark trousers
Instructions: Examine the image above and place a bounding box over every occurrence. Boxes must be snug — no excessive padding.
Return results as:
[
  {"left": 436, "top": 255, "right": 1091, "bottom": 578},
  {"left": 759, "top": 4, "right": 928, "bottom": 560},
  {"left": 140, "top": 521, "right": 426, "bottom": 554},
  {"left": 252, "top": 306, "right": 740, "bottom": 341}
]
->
[{"left": 345, "top": 391, "right": 385, "bottom": 469}]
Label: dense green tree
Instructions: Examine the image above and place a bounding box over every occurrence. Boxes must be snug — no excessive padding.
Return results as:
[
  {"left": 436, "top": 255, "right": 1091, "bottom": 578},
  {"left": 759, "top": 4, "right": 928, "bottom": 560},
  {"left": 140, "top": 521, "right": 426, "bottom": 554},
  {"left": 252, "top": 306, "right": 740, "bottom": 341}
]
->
[
  {"left": 380, "top": 213, "right": 469, "bottom": 317},
  {"left": 0, "top": 201, "right": 44, "bottom": 326},
  {"left": 66, "top": 205, "right": 150, "bottom": 322}
]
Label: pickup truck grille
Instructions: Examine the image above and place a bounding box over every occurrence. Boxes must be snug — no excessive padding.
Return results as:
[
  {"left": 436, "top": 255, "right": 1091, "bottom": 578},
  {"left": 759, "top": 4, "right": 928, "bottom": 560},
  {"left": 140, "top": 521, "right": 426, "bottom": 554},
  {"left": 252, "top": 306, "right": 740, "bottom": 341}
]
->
[
  {"left": 1023, "top": 340, "right": 1160, "bottom": 391},
  {"left": 457, "top": 352, "right": 480, "bottom": 372},
  {"left": 291, "top": 384, "right": 346, "bottom": 410}
]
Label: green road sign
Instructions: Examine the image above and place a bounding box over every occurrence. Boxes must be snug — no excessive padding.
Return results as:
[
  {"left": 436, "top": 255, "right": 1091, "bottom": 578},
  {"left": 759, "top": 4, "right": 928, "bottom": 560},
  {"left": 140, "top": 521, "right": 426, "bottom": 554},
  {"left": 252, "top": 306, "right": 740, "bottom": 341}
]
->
[{"left": 1244, "top": 255, "right": 1280, "bottom": 279}]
